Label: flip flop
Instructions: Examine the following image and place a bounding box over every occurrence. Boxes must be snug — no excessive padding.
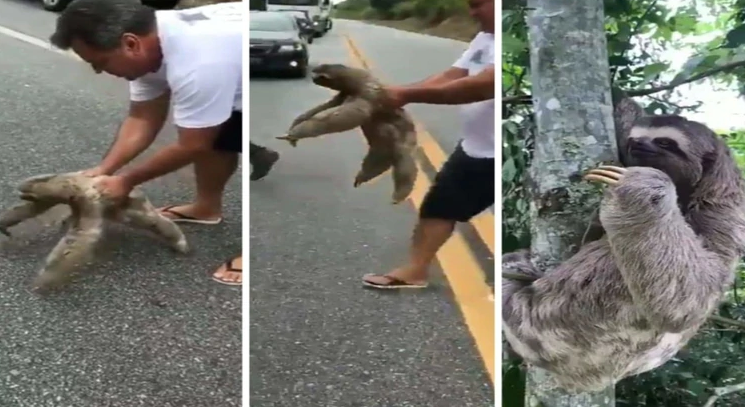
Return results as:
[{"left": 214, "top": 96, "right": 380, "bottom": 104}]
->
[
  {"left": 159, "top": 205, "right": 223, "bottom": 225},
  {"left": 211, "top": 257, "right": 242, "bottom": 286},
  {"left": 362, "top": 274, "right": 428, "bottom": 289}
]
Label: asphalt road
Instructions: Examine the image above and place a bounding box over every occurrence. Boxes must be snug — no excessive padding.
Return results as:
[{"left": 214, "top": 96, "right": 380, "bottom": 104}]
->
[
  {"left": 249, "top": 20, "right": 494, "bottom": 407},
  {"left": 0, "top": 2, "right": 241, "bottom": 406}
]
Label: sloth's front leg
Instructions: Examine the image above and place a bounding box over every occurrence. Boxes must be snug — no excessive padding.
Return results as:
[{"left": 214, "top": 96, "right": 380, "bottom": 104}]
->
[
  {"left": 584, "top": 164, "right": 726, "bottom": 332},
  {"left": 0, "top": 200, "right": 58, "bottom": 236},
  {"left": 31, "top": 220, "right": 103, "bottom": 293},
  {"left": 277, "top": 98, "right": 373, "bottom": 146}
]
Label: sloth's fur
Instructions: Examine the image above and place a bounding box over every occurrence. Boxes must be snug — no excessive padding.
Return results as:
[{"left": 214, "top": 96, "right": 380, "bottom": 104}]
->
[
  {"left": 0, "top": 172, "right": 189, "bottom": 293},
  {"left": 277, "top": 63, "right": 419, "bottom": 204},
  {"left": 502, "top": 96, "right": 745, "bottom": 392}
]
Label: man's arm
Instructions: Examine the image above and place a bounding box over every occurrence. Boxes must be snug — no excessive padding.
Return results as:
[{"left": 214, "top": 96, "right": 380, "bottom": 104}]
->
[
  {"left": 408, "top": 66, "right": 469, "bottom": 87},
  {"left": 97, "top": 91, "right": 171, "bottom": 175},
  {"left": 399, "top": 65, "right": 494, "bottom": 105},
  {"left": 119, "top": 63, "right": 239, "bottom": 188}
]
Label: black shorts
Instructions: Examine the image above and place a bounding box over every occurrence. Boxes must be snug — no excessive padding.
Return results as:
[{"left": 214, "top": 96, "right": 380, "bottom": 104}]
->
[
  {"left": 419, "top": 143, "right": 494, "bottom": 222},
  {"left": 213, "top": 110, "right": 242, "bottom": 153}
]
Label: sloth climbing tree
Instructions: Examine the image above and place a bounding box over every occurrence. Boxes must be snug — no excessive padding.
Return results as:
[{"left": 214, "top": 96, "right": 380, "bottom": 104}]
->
[{"left": 504, "top": 0, "right": 745, "bottom": 406}]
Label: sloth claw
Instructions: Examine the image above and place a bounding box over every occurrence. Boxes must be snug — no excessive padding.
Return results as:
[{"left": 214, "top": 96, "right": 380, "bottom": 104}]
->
[
  {"left": 584, "top": 165, "right": 627, "bottom": 186},
  {"left": 275, "top": 135, "right": 298, "bottom": 147}
]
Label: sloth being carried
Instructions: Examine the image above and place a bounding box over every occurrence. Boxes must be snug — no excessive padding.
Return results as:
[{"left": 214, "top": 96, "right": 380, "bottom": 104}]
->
[
  {"left": 277, "top": 63, "right": 419, "bottom": 204},
  {"left": 502, "top": 95, "right": 745, "bottom": 392}
]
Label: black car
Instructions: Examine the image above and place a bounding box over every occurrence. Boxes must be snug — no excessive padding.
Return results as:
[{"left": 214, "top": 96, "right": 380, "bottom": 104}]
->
[
  {"left": 274, "top": 9, "right": 315, "bottom": 44},
  {"left": 42, "top": 0, "right": 181, "bottom": 12},
  {"left": 249, "top": 11, "right": 310, "bottom": 78}
]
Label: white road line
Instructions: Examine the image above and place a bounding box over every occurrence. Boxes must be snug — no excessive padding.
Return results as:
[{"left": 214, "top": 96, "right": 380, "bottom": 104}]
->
[{"left": 0, "top": 24, "right": 80, "bottom": 60}]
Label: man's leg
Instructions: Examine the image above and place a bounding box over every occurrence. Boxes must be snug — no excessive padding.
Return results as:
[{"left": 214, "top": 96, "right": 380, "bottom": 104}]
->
[
  {"left": 159, "top": 150, "right": 239, "bottom": 222},
  {"left": 250, "top": 142, "right": 279, "bottom": 181},
  {"left": 159, "top": 111, "right": 243, "bottom": 223},
  {"left": 362, "top": 145, "right": 495, "bottom": 288}
]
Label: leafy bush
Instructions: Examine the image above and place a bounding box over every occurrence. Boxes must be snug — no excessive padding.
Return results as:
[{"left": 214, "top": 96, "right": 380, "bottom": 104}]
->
[
  {"left": 390, "top": 1, "right": 416, "bottom": 20},
  {"left": 360, "top": 6, "right": 381, "bottom": 20}
]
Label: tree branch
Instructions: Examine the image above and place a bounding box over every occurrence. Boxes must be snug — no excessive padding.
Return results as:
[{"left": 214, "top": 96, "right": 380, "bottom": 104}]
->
[
  {"left": 502, "top": 59, "right": 745, "bottom": 105},
  {"left": 703, "top": 381, "right": 745, "bottom": 407},
  {"left": 627, "top": 59, "right": 745, "bottom": 96}
]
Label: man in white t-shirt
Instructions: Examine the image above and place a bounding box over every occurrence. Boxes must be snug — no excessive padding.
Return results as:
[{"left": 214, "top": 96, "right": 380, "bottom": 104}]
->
[
  {"left": 362, "top": 0, "right": 494, "bottom": 289},
  {"left": 50, "top": 0, "right": 256, "bottom": 285}
]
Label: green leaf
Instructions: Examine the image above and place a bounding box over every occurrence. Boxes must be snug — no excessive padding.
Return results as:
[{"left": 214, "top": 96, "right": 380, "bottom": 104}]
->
[
  {"left": 639, "top": 62, "right": 670, "bottom": 86},
  {"left": 502, "top": 363, "right": 525, "bottom": 407},
  {"left": 503, "top": 34, "right": 526, "bottom": 56},
  {"left": 685, "top": 379, "right": 708, "bottom": 397},
  {"left": 672, "top": 14, "right": 698, "bottom": 34},
  {"left": 723, "top": 23, "right": 745, "bottom": 48},
  {"left": 503, "top": 157, "right": 517, "bottom": 182}
]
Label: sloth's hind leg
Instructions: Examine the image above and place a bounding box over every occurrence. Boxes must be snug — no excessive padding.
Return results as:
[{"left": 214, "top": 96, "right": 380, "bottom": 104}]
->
[
  {"left": 354, "top": 147, "right": 393, "bottom": 188},
  {"left": 277, "top": 98, "right": 374, "bottom": 146},
  {"left": 123, "top": 194, "right": 189, "bottom": 253},
  {"left": 390, "top": 146, "right": 418, "bottom": 204},
  {"left": 0, "top": 200, "right": 57, "bottom": 236}
]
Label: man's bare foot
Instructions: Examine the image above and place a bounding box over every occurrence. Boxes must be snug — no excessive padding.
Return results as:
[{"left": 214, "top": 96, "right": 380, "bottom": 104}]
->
[
  {"left": 158, "top": 204, "right": 223, "bottom": 225},
  {"left": 362, "top": 266, "right": 428, "bottom": 289},
  {"left": 212, "top": 255, "right": 242, "bottom": 286}
]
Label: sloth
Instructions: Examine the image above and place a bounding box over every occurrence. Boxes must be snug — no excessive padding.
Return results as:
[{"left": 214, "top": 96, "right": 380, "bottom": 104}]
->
[
  {"left": 276, "top": 63, "right": 419, "bottom": 204},
  {"left": 502, "top": 96, "right": 745, "bottom": 392},
  {"left": 0, "top": 172, "right": 190, "bottom": 293}
]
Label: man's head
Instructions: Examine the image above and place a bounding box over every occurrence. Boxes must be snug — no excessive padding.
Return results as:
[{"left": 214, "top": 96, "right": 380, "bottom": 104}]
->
[
  {"left": 467, "top": 0, "right": 494, "bottom": 34},
  {"left": 50, "top": 0, "right": 161, "bottom": 81}
]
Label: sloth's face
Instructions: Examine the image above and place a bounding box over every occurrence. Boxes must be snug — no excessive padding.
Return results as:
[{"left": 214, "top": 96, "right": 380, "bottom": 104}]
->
[
  {"left": 310, "top": 64, "right": 369, "bottom": 93},
  {"left": 626, "top": 126, "right": 704, "bottom": 197},
  {"left": 17, "top": 174, "right": 75, "bottom": 203}
]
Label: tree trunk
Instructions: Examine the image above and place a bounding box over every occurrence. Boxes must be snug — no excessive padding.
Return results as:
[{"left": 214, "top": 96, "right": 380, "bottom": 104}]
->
[{"left": 523, "top": 0, "right": 618, "bottom": 406}]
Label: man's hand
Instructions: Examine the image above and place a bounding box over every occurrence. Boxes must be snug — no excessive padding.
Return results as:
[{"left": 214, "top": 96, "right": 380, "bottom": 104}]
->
[
  {"left": 81, "top": 166, "right": 109, "bottom": 177},
  {"left": 381, "top": 86, "right": 409, "bottom": 110},
  {"left": 94, "top": 175, "right": 134, "bottom": 203}
]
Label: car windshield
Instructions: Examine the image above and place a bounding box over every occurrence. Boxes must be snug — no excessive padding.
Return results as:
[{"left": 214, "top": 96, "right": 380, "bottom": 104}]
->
[{"left": 250, "top": 14, "right": 294, "bottom": 31}]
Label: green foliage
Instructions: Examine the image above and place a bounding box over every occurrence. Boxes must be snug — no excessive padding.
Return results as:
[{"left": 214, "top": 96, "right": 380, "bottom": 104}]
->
[
  {"left": 503, "top": 0, "right": 745, "bottom": 405},
  {"left": 390, "top": 1, "right": 415, "bottom": 19},
  {"left": 336, "top": 0, "right": 468, "bottom": 23},
  {"left": 368, "top": 0, "right": 402, "bottom": 16}
]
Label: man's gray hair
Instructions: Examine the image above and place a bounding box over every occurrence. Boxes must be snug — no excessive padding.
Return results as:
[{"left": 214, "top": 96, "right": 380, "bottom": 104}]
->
[{"left": 49, "top": 0, "right": 157, "bottom": 51}]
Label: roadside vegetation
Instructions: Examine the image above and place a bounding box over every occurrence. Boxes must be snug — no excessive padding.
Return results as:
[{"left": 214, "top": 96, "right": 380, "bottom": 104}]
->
[
  {"left": 503, "top": 1, "right": 745, "bottom": 406},
  {"left": 333, "top": 0, "right": 478, "bottom": 42}
]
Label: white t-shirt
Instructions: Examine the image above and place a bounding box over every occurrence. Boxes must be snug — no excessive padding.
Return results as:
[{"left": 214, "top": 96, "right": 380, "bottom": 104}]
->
[
  {"left": 129, "top": 3, "right": 243, "bottom": 129},
  {"left": 452, "top": 32, "right": 495, "bottom": 159}
]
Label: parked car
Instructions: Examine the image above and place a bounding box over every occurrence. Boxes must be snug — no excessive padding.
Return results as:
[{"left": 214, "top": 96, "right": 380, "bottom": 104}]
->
[
  {"left": 274, "top": 9, "right": 315, "bottom": 44},
  {"left": 249, "top": 11, "right": 310, "bottom": 78}
]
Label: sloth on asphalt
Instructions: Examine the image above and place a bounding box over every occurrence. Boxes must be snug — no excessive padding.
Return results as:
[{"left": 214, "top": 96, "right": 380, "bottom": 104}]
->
[{"left": 0, "top": 172, "right": 189, "bottom": 293}]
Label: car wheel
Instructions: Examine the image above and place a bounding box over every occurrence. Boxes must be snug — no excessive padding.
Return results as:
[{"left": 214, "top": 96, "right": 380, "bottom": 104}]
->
[
  {"left": 42, "top": 0, "right": 73, "bottom": 11},
  {"left": 293, "top": 60, "right": 308, "bottom": 78},
  {"left": 326, "top": 19, "right": 333, "bottom": 31}
]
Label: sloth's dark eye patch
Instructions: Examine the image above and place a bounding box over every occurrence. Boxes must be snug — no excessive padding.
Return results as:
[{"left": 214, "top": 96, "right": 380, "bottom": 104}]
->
[{"left": 655, "top": 138, "right": 676, "bottom": 149}]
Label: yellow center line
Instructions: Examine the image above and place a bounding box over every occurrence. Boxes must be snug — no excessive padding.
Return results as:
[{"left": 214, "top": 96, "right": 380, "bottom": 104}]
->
[{"left": 341, "top": 33, "right": 495, "bottom": 384}]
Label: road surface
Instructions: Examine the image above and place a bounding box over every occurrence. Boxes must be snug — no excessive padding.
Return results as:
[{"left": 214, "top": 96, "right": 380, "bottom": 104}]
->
[
  {"left": 249, "top": 19, "right": 495, "bottom": 407},
  {"left": 0, "top": 2, "right": 241, "bottom": 406}
]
